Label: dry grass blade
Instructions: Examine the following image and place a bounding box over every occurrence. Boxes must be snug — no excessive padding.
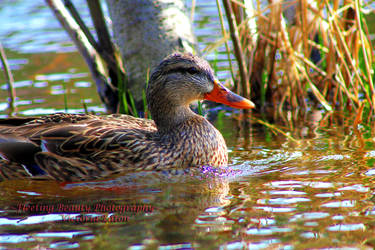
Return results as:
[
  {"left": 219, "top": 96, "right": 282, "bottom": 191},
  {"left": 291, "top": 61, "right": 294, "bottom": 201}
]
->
[
  {"left": 202, "top": 35, "right": 231, "bottom": 54},
  {"left": 354, "top": 0, "right": 374, "bottom": 103},
  {"left": 353, "top": 101, "right": 365, "bottom": 128},
  {"left": 325, "top": 0, "right": 373, "bottom": 109},
  {"left": 252, "top": 117, "right": 297, "bottom": 142}
]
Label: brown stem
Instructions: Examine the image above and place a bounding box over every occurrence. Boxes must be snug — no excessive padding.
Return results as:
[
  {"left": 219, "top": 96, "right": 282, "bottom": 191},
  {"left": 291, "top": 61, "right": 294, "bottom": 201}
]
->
[
  {"left": 63, "top": 0, "right": 101, "bottom": 53},
  {"left": 64, "top": 0, "right": 121, "bottom": 74},
  {"left": 45, "top": 0, "right": 118, "bottom": 113},
  {"left": 222, "top": 0, "right": 249, "bottom": 99},
  {"left": 86, "top": 0, "right": 119, "bottom": 71},
  {"left": 0, "top": 43, "right": 16, "bottom": 115}
]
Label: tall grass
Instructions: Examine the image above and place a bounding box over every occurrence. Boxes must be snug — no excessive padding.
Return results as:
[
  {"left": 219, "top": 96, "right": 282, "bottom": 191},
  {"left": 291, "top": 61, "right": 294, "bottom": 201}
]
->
[{"left": 213, "top": 0, "right": 374, "bottom": 122}]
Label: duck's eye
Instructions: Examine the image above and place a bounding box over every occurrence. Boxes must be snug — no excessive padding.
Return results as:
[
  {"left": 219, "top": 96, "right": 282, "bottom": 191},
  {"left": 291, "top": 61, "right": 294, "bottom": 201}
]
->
[{"left": 186, "top": 67, "right": 199, "bottom": 75}]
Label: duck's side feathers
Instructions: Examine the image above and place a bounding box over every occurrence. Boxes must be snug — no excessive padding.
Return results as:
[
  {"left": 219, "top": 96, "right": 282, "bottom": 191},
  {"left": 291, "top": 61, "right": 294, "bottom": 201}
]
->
[{"left": 35, "top": 152, "right": 122, "bottom": 181}]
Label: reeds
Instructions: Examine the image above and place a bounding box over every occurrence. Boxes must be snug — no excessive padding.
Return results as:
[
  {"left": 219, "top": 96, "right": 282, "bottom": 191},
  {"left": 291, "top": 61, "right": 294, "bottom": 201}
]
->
[{"left": 214, "top": 0, "right": 374, "bottom": 123}]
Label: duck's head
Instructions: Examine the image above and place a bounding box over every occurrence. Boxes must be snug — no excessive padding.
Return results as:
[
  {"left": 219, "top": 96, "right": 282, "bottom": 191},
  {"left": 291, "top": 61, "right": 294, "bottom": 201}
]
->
[{"left": 147, "top": 53, "right": 255, "bottom": 129}]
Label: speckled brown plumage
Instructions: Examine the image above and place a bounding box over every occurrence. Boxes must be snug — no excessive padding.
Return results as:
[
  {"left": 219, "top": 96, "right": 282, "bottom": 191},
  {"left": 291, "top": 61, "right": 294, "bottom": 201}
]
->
[{"left": 0, "top": 53, "right": 253, "bottom": 182}]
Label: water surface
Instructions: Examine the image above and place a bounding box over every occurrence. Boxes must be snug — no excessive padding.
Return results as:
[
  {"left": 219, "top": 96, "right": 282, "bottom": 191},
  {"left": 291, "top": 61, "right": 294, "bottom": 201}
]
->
[
  {"left": 1, "top": 1, "right": 375, "bottom": 249},
  {"left": 1, "top": 121, "right": 375, "bottom": 249}
]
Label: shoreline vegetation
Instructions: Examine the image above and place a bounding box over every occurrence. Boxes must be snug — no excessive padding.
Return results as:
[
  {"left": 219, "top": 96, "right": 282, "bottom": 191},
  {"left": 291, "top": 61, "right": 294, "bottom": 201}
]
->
[
  {"left": 213, "top": 0, "right": 374, "bottom": 124},
  {"left": 1, "top": 0, "right": 374, "bottom": 133}
]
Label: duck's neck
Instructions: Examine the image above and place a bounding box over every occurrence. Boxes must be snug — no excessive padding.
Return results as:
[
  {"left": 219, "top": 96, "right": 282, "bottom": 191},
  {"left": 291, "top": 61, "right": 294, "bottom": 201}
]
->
[{"left": 150, "top": 104, "right": 198, "bottom": 134}]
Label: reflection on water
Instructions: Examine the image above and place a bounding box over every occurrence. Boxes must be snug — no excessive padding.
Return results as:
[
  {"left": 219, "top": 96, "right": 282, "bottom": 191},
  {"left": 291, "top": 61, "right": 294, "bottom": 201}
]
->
[
  {"left": 0, "top": 0, "right": 104, "bottom": 117},
  {"left": 1, "top": 0, "right": 375, "bottom": 249},
  {"left": 0, "top": 123, "right": 375, "bottom": 249}
]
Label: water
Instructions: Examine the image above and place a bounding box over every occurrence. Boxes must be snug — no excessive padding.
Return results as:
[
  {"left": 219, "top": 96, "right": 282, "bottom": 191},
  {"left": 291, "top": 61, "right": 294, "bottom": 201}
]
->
[
  {"left": 1, "top": 1, "right": 375, "bottom": 249},
  {"left": 1, "top": 122, "right": 375, "bottom": 249},
  {"left": 0, "top": 0, "right": 105, "bottom": 117}
]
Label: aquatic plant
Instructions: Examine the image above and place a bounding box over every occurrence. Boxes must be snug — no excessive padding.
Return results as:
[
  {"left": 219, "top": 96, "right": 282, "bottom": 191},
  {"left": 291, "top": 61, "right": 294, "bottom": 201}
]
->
[{"left": 209, "top": 0, "right": 374, "bottom": 122}]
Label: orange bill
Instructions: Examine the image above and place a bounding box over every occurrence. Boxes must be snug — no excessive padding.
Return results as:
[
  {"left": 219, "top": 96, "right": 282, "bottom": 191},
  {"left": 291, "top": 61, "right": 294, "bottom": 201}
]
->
[{"left": 204, "top": 80, "right": 255, "bottom": 109}]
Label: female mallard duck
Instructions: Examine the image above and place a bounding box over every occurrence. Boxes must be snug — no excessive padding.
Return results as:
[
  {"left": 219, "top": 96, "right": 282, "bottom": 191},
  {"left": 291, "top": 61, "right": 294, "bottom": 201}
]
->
[{"left": 0, "top": 53, "right": 254, "bottom": 182}]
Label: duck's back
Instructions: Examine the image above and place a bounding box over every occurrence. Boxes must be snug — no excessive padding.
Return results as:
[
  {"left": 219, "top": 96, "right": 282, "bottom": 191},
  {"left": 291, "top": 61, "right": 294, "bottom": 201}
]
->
[{"left": 0, "top": 114, "right": 157, "bottom": 181}]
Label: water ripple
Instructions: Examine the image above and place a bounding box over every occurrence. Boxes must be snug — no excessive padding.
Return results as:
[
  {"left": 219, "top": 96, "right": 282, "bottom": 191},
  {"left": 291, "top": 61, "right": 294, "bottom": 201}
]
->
[
  {"left": 321, "top": 200, "right": 356, "bottom": 208},
  {"left": 327, "top": 223, "right": 365, "bottom": 231}
]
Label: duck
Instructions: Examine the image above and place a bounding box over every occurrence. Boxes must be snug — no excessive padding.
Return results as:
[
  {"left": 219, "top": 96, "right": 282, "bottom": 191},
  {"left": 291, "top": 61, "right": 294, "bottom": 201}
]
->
[{"left": 0, "top": 53, "right": 254, "bottom": 182}]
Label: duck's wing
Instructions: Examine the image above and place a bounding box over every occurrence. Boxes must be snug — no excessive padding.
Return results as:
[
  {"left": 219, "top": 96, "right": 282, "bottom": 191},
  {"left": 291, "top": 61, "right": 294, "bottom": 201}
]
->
[
  {"left": 0, "top": 114, "right": 157, "bottom": 180},
  {"left": 32, "top": 114, "right": 156, "bottom": 156}
]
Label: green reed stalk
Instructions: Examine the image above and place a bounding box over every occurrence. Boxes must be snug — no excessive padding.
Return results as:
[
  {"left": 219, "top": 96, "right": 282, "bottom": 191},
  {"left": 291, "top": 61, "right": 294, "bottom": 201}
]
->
[
  {"left": 62, "top": 82, "right": 68, "bottom": 112},
  {"left": 118, "top": 78, "right": 129, "bottom": 114},
  {"left": 142, "top": 89, "right": 149, "bottom": 118},
  {"left": 127, "top": 90, "right": 138, "bottom": 118},
  {"left": 197, "top": 101, "right": 203, "bottom": 116},
  {"left": 143, "top": 69, "right": 150, "bottom": 118},
  {"left": 82, "top": 101, "right": 89, "bottom": 114}
]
